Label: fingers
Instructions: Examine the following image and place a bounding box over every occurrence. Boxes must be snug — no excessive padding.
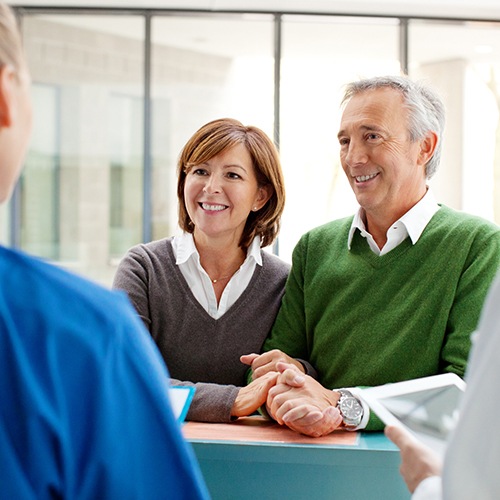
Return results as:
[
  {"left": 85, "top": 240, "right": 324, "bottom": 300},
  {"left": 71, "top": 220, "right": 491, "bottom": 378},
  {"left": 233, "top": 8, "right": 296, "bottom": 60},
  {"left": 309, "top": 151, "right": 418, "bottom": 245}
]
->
[
  {"left": 248, "top": 350, "right": 298, "bottom": 380},
  {"left": 240, "top": 353, "right": 259, "bottom": 366},
  {"left": 280, "top": 405, "right": 342, "bottom": 438},
  {"left": 385, "top": 425, "right": 417, "bottom": 450},
  {"left": 385, "top": 425, "right": 443, "bottom": 493},
  {"left": 276, "top": 366, "right": 305, "bottom": 387},
  {"left": 231, "top": 371, "right": 279, "bottom": 418}
]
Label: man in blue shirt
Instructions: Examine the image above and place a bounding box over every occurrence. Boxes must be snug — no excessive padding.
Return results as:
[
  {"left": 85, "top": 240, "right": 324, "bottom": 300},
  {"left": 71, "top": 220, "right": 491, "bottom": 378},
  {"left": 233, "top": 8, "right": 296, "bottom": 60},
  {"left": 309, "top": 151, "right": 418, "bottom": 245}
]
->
[{"left": 0, "top": 4, "right": 209, "bottom": 498}]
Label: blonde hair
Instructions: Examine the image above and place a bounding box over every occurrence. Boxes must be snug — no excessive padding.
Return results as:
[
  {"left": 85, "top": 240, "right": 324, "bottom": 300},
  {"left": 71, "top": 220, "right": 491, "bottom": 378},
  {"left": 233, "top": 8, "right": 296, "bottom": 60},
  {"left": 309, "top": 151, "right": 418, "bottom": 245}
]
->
[
  {"left": 177, "top": 118, "right": 286, "bottom": 250},
  {"left": 0, "top": 4, "right": 24, "bottom": 73}
]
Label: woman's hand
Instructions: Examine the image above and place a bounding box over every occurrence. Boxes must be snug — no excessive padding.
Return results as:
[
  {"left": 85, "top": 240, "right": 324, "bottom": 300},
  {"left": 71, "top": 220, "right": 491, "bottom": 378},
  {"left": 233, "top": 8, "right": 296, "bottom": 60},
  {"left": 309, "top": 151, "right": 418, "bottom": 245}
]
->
[{"left": 230, "top": 371, "right": 279, "bottom": 417}]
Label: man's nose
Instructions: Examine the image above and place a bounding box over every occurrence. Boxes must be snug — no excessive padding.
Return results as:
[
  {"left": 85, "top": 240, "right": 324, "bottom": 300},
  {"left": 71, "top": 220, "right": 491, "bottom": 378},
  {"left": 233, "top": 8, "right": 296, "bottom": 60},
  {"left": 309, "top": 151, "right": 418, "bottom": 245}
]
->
[{"left": 345, "top": 141, "right": 368, "bottom": 167}]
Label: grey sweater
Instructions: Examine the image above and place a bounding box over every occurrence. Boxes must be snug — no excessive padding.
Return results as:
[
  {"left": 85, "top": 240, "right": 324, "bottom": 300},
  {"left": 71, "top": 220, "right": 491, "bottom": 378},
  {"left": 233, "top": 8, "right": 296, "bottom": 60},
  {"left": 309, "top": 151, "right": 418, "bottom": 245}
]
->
[{"left": 112, "top": 237, "right": 290, "bottom": 422}]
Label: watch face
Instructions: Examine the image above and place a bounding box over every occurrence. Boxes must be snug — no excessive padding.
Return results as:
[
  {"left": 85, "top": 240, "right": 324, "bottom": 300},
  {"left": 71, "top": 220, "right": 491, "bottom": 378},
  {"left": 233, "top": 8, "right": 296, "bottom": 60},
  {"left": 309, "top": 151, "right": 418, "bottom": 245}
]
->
[
  {"left": 339, "top": 393, "right": 363, "bottom": 426},
  {"left": 340, "top": 397, "right": 363, "bottom": 418}
]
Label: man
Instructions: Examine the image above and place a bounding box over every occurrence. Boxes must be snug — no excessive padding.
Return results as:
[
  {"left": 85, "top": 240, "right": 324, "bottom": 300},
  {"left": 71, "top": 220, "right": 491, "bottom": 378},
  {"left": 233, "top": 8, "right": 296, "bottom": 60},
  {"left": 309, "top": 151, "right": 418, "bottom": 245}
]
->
[
  {"left": 386, "top": 271, "right": 500, "bottom": 499},
  {"left": 242, "top": 75, "right": 500, "bottom": 437},
  {"left": 0, "top": 3, "right": 208, "bottom": 498}
]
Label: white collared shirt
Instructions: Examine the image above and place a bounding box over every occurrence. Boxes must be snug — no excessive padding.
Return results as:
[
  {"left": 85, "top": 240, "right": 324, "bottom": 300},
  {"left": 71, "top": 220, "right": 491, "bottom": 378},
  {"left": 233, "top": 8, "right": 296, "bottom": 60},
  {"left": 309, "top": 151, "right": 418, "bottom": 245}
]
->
[
  {"left": 347, "top": 188, "right": 440, "bottom": 256},
  {"left": 172, "top": 232, "right": 262, "bottom": 319}
]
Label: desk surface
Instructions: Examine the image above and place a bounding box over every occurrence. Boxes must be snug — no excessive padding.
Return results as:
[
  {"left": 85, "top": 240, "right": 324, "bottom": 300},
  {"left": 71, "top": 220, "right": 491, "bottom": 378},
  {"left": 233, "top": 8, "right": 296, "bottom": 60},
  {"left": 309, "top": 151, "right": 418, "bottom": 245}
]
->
[{"left": 183, "top": 417, "right": 410, "bottom": 500}]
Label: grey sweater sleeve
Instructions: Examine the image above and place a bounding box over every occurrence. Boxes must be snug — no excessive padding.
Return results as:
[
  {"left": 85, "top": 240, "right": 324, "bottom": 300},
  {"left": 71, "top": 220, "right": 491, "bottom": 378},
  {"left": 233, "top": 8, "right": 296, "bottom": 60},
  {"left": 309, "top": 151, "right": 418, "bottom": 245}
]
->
[{"left": 169, "top": 379, "right": 240, "bottom": 423}]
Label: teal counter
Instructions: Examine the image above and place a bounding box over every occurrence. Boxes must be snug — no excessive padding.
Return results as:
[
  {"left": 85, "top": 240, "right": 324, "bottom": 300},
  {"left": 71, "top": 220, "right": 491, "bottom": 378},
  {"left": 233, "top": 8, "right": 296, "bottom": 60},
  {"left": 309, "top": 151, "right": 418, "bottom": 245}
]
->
[{"left": 183, "top": 417, "right": 410, "bottom": 500}]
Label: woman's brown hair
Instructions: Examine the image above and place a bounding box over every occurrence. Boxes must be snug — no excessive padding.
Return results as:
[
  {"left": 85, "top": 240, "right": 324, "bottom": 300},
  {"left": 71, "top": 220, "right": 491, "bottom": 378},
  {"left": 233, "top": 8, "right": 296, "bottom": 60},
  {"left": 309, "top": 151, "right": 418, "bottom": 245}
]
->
[{"left": 177, "top": 118, "right": 285, "bottom": 250}]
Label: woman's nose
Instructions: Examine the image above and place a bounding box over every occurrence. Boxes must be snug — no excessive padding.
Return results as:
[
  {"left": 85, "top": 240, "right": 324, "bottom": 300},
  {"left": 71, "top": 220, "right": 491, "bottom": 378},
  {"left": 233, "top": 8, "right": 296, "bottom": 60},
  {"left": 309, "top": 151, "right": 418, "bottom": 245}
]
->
[{"left": 202, "top": 174, "right": 222, "bottom": 194}]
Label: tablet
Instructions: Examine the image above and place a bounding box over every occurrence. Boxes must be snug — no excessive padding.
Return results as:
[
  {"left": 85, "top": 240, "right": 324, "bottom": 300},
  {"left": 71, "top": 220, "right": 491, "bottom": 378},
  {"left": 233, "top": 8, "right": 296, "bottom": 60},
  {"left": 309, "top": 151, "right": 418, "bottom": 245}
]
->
[
  {"left": 359, "top": 373, "right": 466, "bottom": 456},
  {"left": 168, "top": 386, "right": 196, "bottom": 423}
]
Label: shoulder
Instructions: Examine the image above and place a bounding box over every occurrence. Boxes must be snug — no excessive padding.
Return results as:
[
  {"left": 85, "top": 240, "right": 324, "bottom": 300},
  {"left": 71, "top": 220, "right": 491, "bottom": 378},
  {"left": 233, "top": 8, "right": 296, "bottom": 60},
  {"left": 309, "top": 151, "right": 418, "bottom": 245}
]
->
[
  {"left": 429, "top": 206, "right": 500, "bottom": 251},
  {"left": 305, "top": 216, "right": 353, "bottom": 239},
  {"left": 260, "top": 250, "right": 291, "bottom": 277},
  {"left": 295, "top": 216, "right": 353, "bottom": 253},
  {"left": 0, "top": 247, "right": 137, "bottom": 338},
  {"left": 116, "top": 238, "right": 175, "bottom": 274},
  {"left": 124, "top": 237, "right": 174, "bottom": 259},
  {"left": 434, "top": 205, "right": 499, "bottom": 234}
]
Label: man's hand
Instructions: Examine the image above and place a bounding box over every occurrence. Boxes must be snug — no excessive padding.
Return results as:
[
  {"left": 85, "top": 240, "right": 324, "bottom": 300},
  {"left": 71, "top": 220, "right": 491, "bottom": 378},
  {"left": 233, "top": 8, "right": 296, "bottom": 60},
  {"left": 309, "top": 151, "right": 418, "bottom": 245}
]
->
[
  {"left": 231, "top": 371, "right": 278, "bottom": 418},
  {"left": 266, "top": 362, "right": 342, "bottom": 437},
  {"left": 385, "top": 425, "right": 443, "bottom": 493},
  {"left": 240, "top": 350, "right": 305, "bottom": 381}
]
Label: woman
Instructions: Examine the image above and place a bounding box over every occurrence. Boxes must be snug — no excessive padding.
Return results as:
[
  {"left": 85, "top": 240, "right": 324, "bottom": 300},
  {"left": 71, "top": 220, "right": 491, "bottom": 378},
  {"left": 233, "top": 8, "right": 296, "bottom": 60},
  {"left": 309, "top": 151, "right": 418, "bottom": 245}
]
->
[{"left": 113, "top": 118, "right": 289, "bottom": 422}]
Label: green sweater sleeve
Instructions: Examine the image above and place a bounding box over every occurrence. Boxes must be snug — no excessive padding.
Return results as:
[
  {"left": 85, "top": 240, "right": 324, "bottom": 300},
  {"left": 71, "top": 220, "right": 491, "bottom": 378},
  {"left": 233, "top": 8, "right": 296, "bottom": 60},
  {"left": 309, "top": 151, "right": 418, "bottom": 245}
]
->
[
  {"left": 440, "top": 229, "right": 500, "bottom": 377},
  {"left": 263, "top": 232, "right": 310, "bottom": 358}
]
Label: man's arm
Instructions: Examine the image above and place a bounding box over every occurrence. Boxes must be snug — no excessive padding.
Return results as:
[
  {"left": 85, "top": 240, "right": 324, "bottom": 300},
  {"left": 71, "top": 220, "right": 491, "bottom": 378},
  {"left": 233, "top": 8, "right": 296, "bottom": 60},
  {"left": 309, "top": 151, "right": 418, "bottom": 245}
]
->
[
  {"left": 254, "top": 234, "right": 314, "bottom": 376},
  {"left": 441, "top": 230, "right": 500, "bottom": 377}
]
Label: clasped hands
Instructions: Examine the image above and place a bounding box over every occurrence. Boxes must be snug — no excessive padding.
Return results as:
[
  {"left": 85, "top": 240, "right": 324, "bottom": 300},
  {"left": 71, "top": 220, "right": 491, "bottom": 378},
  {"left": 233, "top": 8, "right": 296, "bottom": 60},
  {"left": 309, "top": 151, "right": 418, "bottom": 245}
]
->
[{"left": 235, "top": 350, "right": 342, "bottom": 437}]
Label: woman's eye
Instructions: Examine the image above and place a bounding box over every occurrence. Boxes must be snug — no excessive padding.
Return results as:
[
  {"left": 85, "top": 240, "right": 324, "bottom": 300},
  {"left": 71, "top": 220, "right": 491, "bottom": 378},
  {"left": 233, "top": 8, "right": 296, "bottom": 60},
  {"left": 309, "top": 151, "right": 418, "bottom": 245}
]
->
[
  {"left": 192, "top": 168, "right": 208, "bottom": 176},
  {"left": 226, "top": 172, "right": 241, "bottom": 180}
]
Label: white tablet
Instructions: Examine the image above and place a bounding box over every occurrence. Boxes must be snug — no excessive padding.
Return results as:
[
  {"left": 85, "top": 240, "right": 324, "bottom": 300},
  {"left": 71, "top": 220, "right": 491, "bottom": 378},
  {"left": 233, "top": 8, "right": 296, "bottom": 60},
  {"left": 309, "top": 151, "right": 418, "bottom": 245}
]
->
[
  {"left": 359, "top": 373, "right": 466, "bottom": 456},
  {"left": 168, "top": 386, "right": 195, "bottom": 423}
]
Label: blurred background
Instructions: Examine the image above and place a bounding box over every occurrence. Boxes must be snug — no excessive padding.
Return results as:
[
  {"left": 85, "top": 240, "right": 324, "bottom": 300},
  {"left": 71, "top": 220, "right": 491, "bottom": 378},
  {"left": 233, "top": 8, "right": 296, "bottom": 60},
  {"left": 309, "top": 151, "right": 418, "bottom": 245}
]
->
[{"left": 6, "top": 0, "right": 500, "bottom": 285}]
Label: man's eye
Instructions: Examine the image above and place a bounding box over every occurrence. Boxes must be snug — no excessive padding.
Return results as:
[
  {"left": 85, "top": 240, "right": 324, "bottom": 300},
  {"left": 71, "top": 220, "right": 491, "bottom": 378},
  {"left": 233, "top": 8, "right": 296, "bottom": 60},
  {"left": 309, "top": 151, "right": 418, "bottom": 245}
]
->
[
  {"left": 339, "top": 138, "right": 349, "bottom": 146},
  {"left": 367, "top": 133, "right": 380, "bottom": 141}
]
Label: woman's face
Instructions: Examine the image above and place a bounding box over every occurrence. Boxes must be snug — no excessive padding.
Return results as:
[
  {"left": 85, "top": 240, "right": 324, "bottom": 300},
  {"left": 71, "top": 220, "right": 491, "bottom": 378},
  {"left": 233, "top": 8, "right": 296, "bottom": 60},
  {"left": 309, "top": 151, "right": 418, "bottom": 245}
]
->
[{"left": 183, "top": 143, "right": 270, "bottom": 246}]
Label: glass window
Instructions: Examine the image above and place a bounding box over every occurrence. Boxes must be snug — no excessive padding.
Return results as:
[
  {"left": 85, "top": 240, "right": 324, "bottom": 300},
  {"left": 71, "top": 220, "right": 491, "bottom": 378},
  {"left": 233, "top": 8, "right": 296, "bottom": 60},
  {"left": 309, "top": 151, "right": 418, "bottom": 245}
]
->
[
  {"left": 21, "top": 14, "right": 145, "bottom": 285},
  {"left": 150, "top": 14, "right": 275, "bottom": 243},
  {"left": 22, "top": 83, "right": 59, "bottom": 259},
  {"left": 0, "top": 202, "right": 10, "bottom": 246},
  {"left": 409, "top": 19, "right": 500, "bottom": 225},
  {"left": 20, "top": 9, "right": 499, "bottom": 285},
  {"left": 279, "top": 15, "right": 400, "bottom": 261}
]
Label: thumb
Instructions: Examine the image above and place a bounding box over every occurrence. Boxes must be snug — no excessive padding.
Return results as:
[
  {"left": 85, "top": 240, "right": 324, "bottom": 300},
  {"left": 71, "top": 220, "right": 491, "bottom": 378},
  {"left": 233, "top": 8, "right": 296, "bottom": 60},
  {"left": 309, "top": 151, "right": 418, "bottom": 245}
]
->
[{"left": 240, "top": 353, "right": 259, "bottom": 366}]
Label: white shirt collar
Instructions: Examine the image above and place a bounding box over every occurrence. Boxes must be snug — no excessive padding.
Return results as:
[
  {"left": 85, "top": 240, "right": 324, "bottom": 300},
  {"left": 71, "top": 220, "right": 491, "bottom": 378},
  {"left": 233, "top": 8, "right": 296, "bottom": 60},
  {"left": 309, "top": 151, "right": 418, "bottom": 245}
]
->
[
  {"left": 173, "top": 231, "right": 263, "bottom": 267},
  {"left": 347, "top": 188, "right": 440, "bottom": 250}
]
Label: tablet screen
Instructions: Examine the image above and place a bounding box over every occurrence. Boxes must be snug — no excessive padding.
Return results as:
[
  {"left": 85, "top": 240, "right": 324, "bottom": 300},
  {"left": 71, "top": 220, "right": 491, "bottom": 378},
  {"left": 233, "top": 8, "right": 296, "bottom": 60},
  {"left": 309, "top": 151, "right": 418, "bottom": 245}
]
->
[
  {"left": 359, "top": 373, "right": 466, "bottom": 455},
  {"left": 168, "top": 386, "right": 195, "bottom": 423},
  {"left": 379, "top": 384, "right": 462, "bottom": 441}
]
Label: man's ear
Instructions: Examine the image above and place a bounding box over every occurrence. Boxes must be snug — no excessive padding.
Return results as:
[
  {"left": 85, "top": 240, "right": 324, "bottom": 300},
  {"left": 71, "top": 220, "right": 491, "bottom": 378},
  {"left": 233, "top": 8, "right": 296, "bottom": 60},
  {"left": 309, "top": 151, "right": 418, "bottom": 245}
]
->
[
  {"left": 418, "top": 131, "right": 438, "bottom": 166},
  {"left": 0, "top": 65, "right": 16, "bottom": 128}
]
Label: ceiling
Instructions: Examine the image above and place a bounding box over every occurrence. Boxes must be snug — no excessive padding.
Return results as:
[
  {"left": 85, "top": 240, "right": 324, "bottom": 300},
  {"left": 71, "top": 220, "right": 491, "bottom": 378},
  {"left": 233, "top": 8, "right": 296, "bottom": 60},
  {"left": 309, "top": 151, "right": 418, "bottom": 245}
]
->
[{"left": 8, "top": 0, "right": 500, "bottom": 21}]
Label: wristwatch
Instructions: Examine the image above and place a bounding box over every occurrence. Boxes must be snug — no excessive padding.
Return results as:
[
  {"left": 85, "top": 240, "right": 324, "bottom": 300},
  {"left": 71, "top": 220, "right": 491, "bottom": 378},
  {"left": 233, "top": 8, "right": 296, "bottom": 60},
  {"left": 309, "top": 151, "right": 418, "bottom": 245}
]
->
[{"left": 336, "top": 389, "right": 364, "bottom": 429}]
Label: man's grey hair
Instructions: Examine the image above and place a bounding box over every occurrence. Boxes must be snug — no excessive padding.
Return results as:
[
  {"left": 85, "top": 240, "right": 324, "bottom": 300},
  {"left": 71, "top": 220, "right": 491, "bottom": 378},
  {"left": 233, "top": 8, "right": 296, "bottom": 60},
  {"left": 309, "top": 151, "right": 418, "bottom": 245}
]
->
[{"left": 341, "top": 75, "right": 445, "bottom": 179}]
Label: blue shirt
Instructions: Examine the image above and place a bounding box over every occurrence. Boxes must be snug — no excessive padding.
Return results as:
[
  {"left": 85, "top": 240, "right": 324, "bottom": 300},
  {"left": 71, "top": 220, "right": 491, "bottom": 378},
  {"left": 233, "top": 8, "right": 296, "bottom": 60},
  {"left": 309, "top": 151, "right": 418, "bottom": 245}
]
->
[{"left": 0, "top": 247, "right": 209, "bottom": 499}]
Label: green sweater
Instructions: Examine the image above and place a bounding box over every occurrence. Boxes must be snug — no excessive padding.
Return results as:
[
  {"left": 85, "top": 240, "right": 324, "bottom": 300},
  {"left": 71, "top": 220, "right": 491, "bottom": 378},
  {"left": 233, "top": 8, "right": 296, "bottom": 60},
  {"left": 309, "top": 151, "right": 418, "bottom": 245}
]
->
[{"left": 264, "top": 205, "right": 500, "bottom": 430}]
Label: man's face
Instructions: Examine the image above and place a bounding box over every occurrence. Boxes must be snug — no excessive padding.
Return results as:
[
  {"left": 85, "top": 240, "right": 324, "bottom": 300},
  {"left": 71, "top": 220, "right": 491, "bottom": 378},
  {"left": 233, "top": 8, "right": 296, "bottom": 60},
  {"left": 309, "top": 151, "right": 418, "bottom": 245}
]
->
[{"left": 337, "top": 87, "right": 427, "bottom": 221}]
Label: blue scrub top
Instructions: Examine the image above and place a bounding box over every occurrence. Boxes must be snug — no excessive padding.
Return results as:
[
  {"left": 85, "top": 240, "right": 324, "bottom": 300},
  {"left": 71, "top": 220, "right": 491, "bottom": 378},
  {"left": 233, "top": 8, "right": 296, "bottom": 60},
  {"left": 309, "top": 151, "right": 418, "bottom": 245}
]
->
[{"left": 0, "top": 247, "right": 209, "bottom": 499}]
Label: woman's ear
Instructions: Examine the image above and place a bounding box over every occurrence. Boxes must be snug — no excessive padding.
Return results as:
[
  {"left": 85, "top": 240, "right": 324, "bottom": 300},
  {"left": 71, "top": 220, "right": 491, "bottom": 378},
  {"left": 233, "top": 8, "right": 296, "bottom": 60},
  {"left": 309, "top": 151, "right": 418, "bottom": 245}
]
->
[
  {"left": 253, "top": 184, "right": 273, "bottom": 211},
  {"left": 0, "top": 65, "right": 16, "bottom": 128}
]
